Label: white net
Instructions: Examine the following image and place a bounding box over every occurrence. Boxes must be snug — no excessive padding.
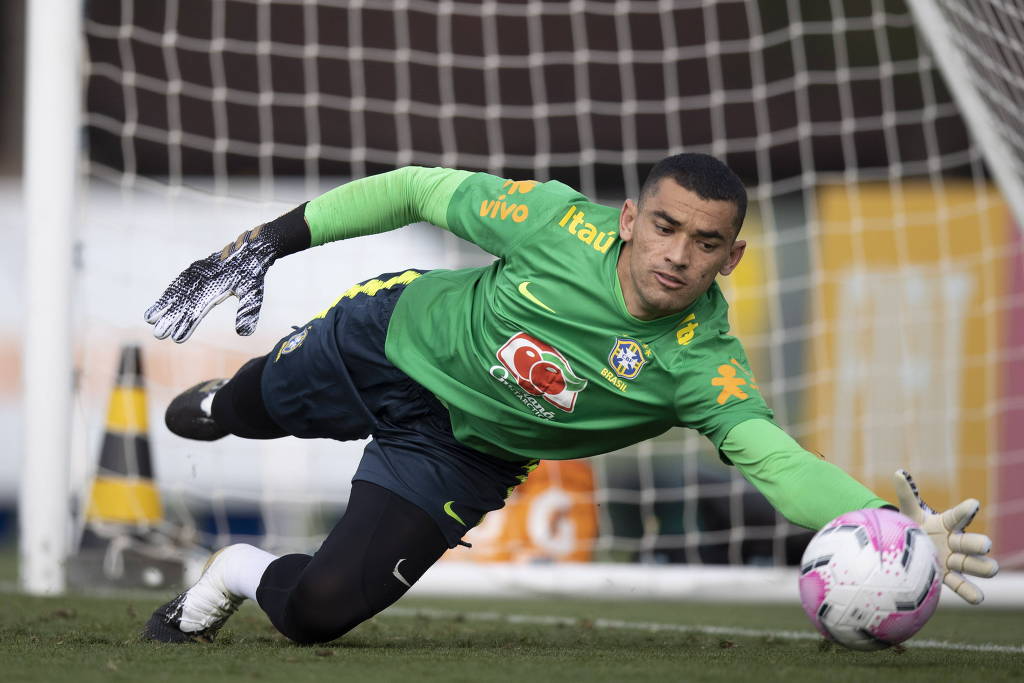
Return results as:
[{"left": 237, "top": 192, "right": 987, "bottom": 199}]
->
[
  {"left": 67, "top": 0, "right": 1024, "bottom": 585},
  {"left": 916, "top": 1, "right": 1024, "bottom": 203}
]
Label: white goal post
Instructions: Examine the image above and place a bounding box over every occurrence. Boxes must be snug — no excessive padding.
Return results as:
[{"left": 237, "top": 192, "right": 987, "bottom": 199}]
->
[
  {"left": 19, "top": 0, "right": 82, "bottom": 595},
  {"left": 19, "top": 0, "right": 1024, "bottom": 602}
]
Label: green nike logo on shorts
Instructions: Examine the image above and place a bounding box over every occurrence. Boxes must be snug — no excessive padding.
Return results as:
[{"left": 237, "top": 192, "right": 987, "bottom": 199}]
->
[{"left": 443, "top": 500, "right": 466, "bottom": 526}]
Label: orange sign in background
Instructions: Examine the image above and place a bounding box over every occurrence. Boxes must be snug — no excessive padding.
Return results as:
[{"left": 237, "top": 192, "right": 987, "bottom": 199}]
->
[
  {"left": 807, "top": 182, "right": 1023, "bottom": 562},
  {"left": 444, "top": 460, "right": 598, "bottom": 563}
]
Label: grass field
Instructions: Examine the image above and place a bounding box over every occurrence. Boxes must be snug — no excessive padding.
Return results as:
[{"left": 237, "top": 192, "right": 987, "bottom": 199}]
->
[{"left": 2, "top": 585, "right": 1023, "bottom": 683}]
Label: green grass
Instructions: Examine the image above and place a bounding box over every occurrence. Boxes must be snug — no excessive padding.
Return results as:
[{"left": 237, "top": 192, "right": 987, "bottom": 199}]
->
[{"left": 1, "top": 590, "right": 1022, "bottom": 683}]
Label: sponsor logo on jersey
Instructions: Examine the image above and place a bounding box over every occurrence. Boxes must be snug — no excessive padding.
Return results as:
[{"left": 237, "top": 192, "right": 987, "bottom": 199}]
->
[
  {"left": 556, "top": 206, "right": 617, "bottom": 254},
  {"left": 491, "top": 332, "right": 588, "bottom": 413},
  {"left": 479, "top": 179, "right": 537, "bottom": 223},
  {"left": 711, "top": 358, "right": 760, "bottom": 404},
  {"left": 274, "top": 325, "right": 310, "bottom": 362},
  {"left": 676, "top": 313, "right": 699, "bottom": 345},
  {"left": 608, "top": 337, "right": 647, "bottom": 380}
]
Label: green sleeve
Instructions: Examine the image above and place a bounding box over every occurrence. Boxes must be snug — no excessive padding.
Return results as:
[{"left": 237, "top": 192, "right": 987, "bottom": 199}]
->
[
  {"left": 441, "top": 173, "right": 589, "bottom": 258},
  {"left": 721, "top": 418, "right": 891, "bottom": 530},
  {"left": 304, "top": 166, "right": 472, "bottom": 246}
]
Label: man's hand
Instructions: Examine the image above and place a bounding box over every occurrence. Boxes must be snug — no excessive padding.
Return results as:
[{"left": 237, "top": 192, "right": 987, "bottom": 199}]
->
[
  {"left": 893, "top": 469, "right": 999, "bottom": 604},
  {"left": 144, "top": 224, "right": 279, "bottom": 343}
]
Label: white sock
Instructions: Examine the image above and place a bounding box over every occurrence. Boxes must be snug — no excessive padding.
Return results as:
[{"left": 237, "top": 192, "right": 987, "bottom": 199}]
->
[
  {"left": 199, "top": 392, "right": 216, "bottom": 417},
  {"left": 218, "top": 543, "right": 278, "bottom": 602}
]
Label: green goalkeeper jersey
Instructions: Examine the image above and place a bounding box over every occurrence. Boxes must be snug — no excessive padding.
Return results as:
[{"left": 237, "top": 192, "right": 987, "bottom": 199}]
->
[
  {"left": 382, "top": 172, "right": 773, "bottom": 461},
  {"left": 305, "top": 165, "right": 890, "bottom": 525}
]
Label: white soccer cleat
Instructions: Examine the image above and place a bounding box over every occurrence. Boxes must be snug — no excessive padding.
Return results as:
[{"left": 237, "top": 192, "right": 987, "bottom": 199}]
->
[{"left": 142, "top": 546, "right": 245, "bottom": 643}]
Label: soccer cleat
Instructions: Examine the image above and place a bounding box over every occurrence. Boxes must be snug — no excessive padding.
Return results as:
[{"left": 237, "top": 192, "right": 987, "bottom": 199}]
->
[
  {"left": 142, "top": 547, "right": 245, "bottom": 643},
  {"left": 164, "top": 379, "right": 229, "bottom": 441}
]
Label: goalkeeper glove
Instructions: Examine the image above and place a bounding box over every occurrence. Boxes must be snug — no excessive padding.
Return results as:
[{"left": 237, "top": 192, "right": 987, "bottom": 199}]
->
[
  {"left": 144, "top": 203, "right": 309, "bottom": 343},
  {"left": 893, "top": 469, "right": 999, "bottom": 605}
]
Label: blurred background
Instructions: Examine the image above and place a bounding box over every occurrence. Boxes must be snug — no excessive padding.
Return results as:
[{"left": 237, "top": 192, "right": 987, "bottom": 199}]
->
[
  {"left": 1, "top": 0, "right": 27, "bottom": 544},
  {"left": 6, "top": 0, "right": 1024, "bottom": 593}
]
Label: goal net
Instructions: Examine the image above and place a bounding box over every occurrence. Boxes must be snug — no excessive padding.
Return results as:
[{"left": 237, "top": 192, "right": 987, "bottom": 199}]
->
[{"left": 22, "top": 0, "right": 1024, "bottom": 596}]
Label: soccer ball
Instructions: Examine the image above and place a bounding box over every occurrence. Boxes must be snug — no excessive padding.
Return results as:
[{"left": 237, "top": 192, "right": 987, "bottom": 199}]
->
[{"left": 798, "top": 507, "right": 942, "bottom": 651}]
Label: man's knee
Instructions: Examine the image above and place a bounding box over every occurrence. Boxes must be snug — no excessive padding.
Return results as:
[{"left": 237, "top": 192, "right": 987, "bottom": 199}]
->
[
  {"left": 255, "top": 484, "right": 447, "bottom": 645},
  {"left": 279, "top": 572, "right": 373, "bottom": 644}
]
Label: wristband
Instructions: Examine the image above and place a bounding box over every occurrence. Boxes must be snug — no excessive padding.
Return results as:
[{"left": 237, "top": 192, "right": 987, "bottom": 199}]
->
[{"left": 262, "top": 202, "right": 311, "bottom": 258}]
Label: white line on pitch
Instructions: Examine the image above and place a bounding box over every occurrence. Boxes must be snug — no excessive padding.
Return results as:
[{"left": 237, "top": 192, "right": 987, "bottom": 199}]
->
[{"left": 382, "top": 607, "right": 1024, "bottom": 654}]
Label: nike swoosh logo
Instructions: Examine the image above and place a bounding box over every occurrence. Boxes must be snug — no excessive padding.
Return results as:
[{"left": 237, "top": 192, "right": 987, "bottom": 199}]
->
[
  {"left": 518, "top": 281, "right": 556, "bottom": 313},
  {"left": 443, "top": 500, "right": 467, "bottom": 526},
  {"left": 392, "top": 558, "right": 411, "bottom": 587}
]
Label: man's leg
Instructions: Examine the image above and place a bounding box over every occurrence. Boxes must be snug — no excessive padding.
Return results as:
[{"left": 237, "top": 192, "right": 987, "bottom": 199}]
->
[
  {"left": 256, "top": 481, "right": 448, "bottom": 643},
  {"left": 164, "top": 355, "right": 287, "bottom": 440},
  {"left": 143, "top": 481, "right": 448, "bottom": 644}
]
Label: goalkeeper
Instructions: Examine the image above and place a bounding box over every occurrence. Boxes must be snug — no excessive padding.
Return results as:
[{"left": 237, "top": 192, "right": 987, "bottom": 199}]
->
[{"left": 141, "top": 154, "right": 998, "bottom": 645}]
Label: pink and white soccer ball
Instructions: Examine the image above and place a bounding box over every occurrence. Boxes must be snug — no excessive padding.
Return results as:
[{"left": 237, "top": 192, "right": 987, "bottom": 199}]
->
[{"left": 798, "top": 508, "right": 942, "bottom": 651}]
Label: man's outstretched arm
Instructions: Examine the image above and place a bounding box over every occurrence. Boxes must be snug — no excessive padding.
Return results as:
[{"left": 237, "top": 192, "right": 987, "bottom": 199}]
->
[
  {"left": 722, "top": 418, "right": 998, "bottom": 603},
  {"left": 144, "top": 167, "right": 470, "bottom": 343},
  {"left": 720, "top": 418, "right": 889, "bottom": 529}
]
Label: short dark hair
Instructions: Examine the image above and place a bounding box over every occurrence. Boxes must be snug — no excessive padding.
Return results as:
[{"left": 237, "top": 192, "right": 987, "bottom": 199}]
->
[{"left": 639, "top": 153, "right": 747, "bottom": 232}]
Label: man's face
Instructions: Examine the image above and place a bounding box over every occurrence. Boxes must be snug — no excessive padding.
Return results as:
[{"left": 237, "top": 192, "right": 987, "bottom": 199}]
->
[{"left": 616, "top": 179, "right": 746, "bottom": 320}]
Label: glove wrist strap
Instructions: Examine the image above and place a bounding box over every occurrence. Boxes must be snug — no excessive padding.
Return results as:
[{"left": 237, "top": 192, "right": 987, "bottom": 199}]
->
[{"left": 263, "top": 202, "right": 311, "bottom": 258}]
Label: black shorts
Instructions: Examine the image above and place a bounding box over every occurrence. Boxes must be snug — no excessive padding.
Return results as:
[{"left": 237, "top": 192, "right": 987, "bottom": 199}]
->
[{"left": 260, "top": 270, "right": 536, "bottom": 547}]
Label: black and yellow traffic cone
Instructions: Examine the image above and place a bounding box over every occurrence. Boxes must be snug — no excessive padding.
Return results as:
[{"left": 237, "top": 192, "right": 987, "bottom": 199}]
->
[
  {"left": 85, "top": 345, "right": 162, "bottom": 527},
  {"left": 70, "top": 345, "right": 186, "bottom": 589}
]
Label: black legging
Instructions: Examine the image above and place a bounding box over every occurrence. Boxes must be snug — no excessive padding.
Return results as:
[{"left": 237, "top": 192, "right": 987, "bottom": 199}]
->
[
  {"left": 255, "top": 480, "right": 449, "bottom": 644},
  {"left": 210, "top": 355, "right": 288, "bottom": 439}
]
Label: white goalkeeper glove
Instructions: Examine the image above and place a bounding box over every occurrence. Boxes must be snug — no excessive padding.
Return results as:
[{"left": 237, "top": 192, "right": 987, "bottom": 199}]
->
[
  {"left": 144, "top": 204, "right": 308, "bottom": 343},
  {"left": 893, "top": 469, "right": 999, "bottom": 604}
]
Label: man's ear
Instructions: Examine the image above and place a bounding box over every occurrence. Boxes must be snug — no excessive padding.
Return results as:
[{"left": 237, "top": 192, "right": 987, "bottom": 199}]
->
[
  {"left": 619, "top": 198, "right": 637, "bottom": 242},
  {"left": 719, "top": 239, "right": 746, "bottom": 276}
]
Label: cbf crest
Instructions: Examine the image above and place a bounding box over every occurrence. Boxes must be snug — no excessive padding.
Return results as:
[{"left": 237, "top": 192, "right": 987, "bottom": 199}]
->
[
  {"left": 608, "top": 337, "right": 648, "bottom": 380},
  {"left": 274, "top": 325, "right": 310, "bottom": 362}
]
